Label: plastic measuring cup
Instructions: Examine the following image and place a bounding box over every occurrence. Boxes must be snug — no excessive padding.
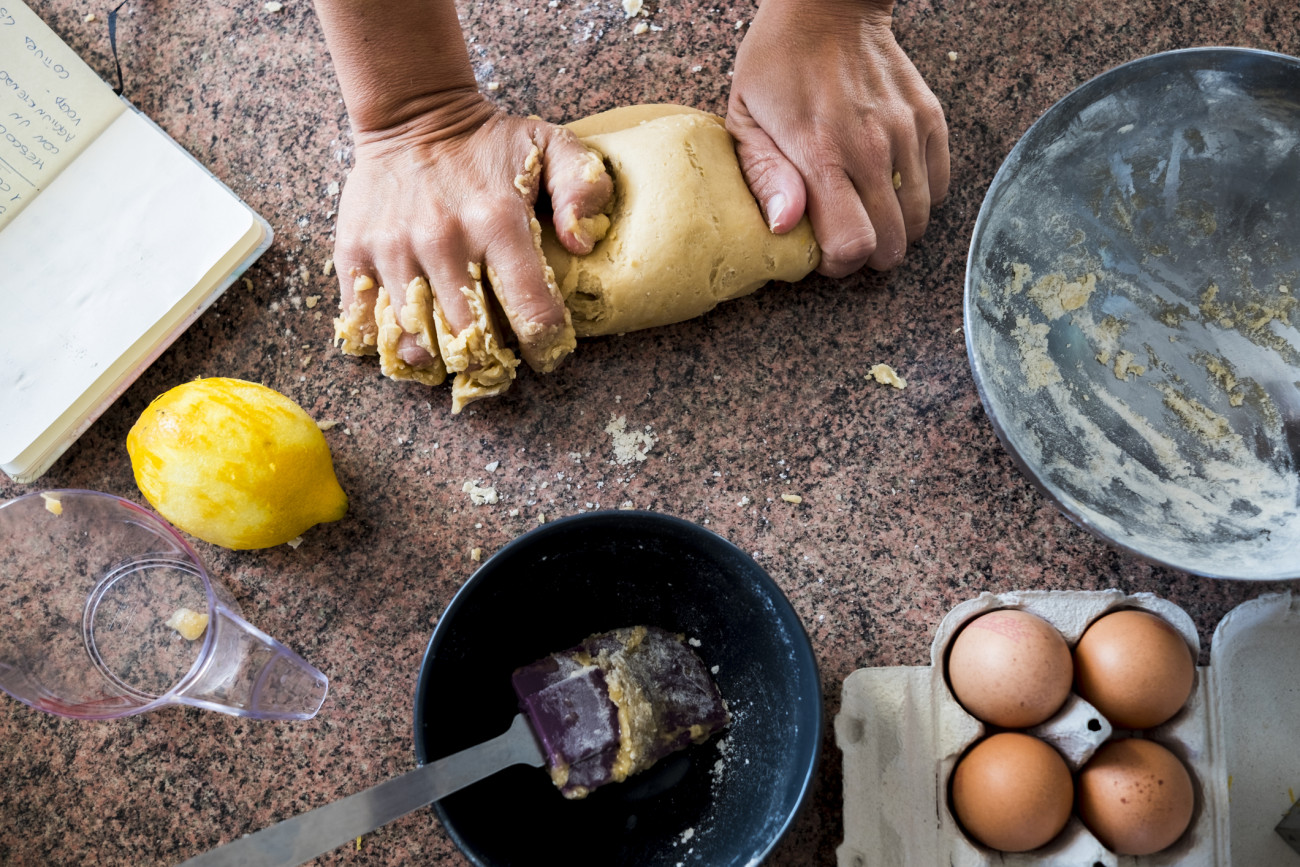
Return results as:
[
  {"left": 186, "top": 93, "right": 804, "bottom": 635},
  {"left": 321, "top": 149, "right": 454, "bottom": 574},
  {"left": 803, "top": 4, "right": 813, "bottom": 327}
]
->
[{"left": 0, "top": 490, "right": 327, "bottom": 721}]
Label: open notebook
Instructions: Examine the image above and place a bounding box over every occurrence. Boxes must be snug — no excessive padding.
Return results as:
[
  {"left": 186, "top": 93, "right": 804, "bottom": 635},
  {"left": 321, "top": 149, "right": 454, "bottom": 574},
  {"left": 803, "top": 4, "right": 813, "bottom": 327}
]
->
[{"left": 0, "top": 1, "right": 272, "bottom": 483}]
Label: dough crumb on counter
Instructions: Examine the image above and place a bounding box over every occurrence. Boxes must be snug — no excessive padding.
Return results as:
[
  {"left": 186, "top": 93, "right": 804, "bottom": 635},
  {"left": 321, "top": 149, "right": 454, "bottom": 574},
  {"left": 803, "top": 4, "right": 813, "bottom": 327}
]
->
[
  {"left": 867, "top": 363, "right": 907, "bottom": 390},
  {"left": 463, "top": 481, "right": 500, "bottom": 506},
  {"left": 606, "top": 415, "right": 657, "bottom": 464}
]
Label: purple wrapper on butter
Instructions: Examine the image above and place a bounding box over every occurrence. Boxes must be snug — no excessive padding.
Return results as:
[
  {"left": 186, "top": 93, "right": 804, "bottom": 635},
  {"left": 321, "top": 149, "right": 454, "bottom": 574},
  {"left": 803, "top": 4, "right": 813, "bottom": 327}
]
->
[{"left": 512, "top": 625, "right": 730, "bottom": 799}]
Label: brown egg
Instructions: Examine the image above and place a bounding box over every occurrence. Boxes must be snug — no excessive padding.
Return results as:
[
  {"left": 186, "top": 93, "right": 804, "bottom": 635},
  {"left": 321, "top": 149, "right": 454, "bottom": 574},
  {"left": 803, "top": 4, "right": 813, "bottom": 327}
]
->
[
  {"left": 1076, "top": 738, "right": 1195, "bottom": 855},
  {"left": 1073, "top": 609, "right": 1195, "bottom": 729},
  {"left": 946, "top": 608, "right": 1073, "bottom": 727},
  {"left": 950, "top": 732, "right": 1074, "bottom": 852}
]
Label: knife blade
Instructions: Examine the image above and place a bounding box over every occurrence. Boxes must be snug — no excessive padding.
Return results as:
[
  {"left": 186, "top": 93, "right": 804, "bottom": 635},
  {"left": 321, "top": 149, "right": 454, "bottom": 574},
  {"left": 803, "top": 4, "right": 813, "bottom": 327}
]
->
[{"left": 178, "top": 713, "right": 544, "bottom": 867}]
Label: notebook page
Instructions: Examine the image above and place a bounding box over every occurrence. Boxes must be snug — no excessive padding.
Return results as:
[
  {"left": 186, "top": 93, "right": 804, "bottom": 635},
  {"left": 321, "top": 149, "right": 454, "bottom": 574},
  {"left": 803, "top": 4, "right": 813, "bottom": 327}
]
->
[
  {"left": 0, "top": 106, "right": 261, "bottom": 470},
  {"left": 0, "top": 1, "right": 126, "bottom": 230}
]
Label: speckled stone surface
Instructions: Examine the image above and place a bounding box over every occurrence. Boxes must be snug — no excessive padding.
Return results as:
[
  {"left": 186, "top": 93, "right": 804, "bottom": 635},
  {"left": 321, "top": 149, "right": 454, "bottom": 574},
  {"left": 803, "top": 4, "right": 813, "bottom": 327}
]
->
[{"left": 3, "top": 0, "right": 1299, "bottom": 864}]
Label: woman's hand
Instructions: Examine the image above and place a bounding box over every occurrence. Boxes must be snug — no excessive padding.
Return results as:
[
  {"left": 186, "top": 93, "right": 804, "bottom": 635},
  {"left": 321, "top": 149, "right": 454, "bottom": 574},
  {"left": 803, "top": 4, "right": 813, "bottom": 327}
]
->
[
  {"left": 314, "top": 0, "right": 611, "bottom": 374},
  {"left": 727, "top": 0, "right": 950, "bottom": 277},
  {"left": 332, "top": 90, "right": 611, "bottom": 372}
]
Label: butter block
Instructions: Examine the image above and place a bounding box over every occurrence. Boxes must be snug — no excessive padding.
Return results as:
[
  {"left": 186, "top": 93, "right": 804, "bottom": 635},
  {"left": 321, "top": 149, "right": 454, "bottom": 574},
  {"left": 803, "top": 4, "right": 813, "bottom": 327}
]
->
[{"left": 512, "top": 625, "right": 729, "bottom": 799}]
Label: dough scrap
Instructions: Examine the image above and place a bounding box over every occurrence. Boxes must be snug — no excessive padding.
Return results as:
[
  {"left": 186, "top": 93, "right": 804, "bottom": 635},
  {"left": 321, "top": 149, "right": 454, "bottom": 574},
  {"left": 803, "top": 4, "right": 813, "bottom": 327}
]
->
[
  {"left": 333, "top": 274, "right": 380, "bottom": 356},
  {"left": 374, "top": 284, "right": 447, "bottom": 387},
  {"left": 868, "top": 363, "right": 907, "bottom": 390},
  {"left": 436, "top": 263, "right": 521, "bottom": 413}
]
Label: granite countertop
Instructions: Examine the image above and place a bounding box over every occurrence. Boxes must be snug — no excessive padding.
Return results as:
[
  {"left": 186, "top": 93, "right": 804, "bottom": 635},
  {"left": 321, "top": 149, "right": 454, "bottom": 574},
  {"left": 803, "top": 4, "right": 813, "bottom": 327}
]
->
[{"left": 3, "top": 0, "right": 1299, "bottom": 864}]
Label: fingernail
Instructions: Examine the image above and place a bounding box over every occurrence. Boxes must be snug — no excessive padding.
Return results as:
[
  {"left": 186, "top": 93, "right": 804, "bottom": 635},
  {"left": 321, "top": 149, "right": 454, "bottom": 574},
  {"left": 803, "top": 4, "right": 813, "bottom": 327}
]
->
[{"left": 766, "top": 194, "right": 788, "bottom": 232}]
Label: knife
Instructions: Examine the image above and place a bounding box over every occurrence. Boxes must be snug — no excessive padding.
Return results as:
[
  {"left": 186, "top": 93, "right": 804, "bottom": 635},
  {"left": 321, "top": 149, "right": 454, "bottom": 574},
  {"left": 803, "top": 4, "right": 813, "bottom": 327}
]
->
[{"left": 179, "top": 713, "right": 543, "bottom": 867}]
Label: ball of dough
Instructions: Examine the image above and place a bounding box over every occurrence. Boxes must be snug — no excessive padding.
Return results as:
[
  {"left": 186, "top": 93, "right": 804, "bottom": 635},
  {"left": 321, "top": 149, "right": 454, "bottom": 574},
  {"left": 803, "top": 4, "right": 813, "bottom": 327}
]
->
[{"left": 541, "top": 104, "right": 820, "bottom": 337}]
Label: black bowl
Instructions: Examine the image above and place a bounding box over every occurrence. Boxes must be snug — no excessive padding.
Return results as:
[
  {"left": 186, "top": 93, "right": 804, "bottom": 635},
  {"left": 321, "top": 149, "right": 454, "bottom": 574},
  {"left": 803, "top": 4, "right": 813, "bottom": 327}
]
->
[{"left": 414, "top": 510, "right": 821, "bottom": 866}]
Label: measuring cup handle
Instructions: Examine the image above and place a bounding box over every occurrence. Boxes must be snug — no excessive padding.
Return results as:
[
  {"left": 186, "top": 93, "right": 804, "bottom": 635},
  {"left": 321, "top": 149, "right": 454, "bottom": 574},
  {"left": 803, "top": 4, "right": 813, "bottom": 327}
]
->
[{"left": 172, "top": 608, "right": 328, "bottom": 721}]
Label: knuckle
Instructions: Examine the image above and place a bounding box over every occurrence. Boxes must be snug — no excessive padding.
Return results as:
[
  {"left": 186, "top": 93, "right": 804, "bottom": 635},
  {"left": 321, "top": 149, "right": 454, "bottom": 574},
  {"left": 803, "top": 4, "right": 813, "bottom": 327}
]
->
[
  {"left": 871, "top": 244, "right": 907, "bottom": 271},
  {"left": 462, "top": 197, "right": 521, "bottom": 237},
  {"left": 904, "top": 210, "right": 930, "bottom": 244},
  {"left": 831, "top": 233, "right": 877, "bottom": 267},
  {"left": 742, "top": 153, "right": 794, "bottom": 199},
  {"left": 408, "top": 220, "right": 457, "bottom": 255},
  {"left": 365, "top": 230, "right": 407, "bottom": 266},
  {"left": 331, "top": 241, "right": 367, "bottom": 277},
  {"left": 906, "top": 221, "right": 929, "bottom": 245},
  {"left": 820, "top": 234, "right": 875, "bottom": 278},
  {"left": 917, "top": 93, "right": 948, "bottom": 131}
]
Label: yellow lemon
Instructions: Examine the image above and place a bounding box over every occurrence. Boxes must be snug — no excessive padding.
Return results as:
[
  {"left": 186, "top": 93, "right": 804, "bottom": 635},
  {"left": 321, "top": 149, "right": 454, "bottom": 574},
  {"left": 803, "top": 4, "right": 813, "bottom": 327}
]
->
[{"left": 127, "top": 378, "right": 348, "bottom": 550}]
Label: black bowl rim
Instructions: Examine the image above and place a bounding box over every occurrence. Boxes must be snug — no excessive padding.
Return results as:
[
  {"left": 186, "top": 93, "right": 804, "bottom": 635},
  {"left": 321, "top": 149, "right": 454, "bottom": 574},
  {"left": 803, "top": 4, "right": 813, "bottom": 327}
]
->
[{"left": 411, "top": 509, "right": 823, "bottom": 866}]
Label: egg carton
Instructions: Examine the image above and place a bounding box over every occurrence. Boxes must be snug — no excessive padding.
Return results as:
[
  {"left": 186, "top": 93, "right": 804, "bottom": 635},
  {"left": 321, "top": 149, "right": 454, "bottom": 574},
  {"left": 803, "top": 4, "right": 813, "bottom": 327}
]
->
[{"left": 836, "top": 589, "right": 1300, "bottom": 866}]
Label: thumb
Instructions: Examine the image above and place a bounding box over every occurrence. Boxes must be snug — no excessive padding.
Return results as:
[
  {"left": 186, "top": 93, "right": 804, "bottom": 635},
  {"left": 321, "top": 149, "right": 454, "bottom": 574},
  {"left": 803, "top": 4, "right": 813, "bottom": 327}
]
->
[
  {"left": 726, "top": 112, "right": 807, "bottom": 234},
  {"left": 540, "top": 126, "right": 615, "bottom": 255}
]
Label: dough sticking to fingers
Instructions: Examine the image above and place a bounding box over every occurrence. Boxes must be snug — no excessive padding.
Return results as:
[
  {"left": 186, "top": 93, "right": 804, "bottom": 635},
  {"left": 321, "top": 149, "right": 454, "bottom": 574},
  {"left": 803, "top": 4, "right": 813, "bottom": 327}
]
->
[
  {"left": 375, "top": 285, "right": 447, "bottom": 386},
  {"left": 333, "top": 274, "right": 380, "bottom": 356},
  {"left": 398, "top": 276, "right": 443, "bottom": 364},
  {"left": 553, "top": 148, "right": 613, "bottom": 250},
  {"left": 435, "top": 262, "right": 522, "bottom": 413},
  {"left": 514, "top": 144, "right": 542, "bottom": 197},
  {"left": 492, "top": 216, "right": 577, "bottom": 375},
  {"left": 498, "top": 140, "right": 582, "bottom": 374}
]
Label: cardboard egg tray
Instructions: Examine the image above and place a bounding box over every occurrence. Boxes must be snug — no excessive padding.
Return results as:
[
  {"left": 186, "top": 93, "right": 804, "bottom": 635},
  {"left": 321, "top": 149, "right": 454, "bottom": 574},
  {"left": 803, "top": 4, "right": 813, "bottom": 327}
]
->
[{"left": 836, "top": 589, "right": 1300, "bottom": 866}]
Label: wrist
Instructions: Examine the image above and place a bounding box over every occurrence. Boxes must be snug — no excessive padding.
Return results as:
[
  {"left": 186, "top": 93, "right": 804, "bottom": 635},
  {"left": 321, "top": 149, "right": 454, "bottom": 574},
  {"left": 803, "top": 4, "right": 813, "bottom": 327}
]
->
[
  {"left": 758, "top": 0, "right": 893, "bottom": 13},
  {"left": 753, "top": 0, "right": 893, "bottom": 34},
  {"left": 314, "top": 0, "right": 479, "bottom": 133},
  {"left": 351, "top": 88, "right": 498, "bottom": 153}
]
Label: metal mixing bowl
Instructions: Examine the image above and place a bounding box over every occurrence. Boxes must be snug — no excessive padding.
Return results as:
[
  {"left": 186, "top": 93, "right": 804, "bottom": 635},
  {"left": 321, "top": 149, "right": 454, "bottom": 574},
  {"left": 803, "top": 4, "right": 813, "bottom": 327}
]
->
[{"left": 965, "top": 48, "right": 1300, "bottom": 580}]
